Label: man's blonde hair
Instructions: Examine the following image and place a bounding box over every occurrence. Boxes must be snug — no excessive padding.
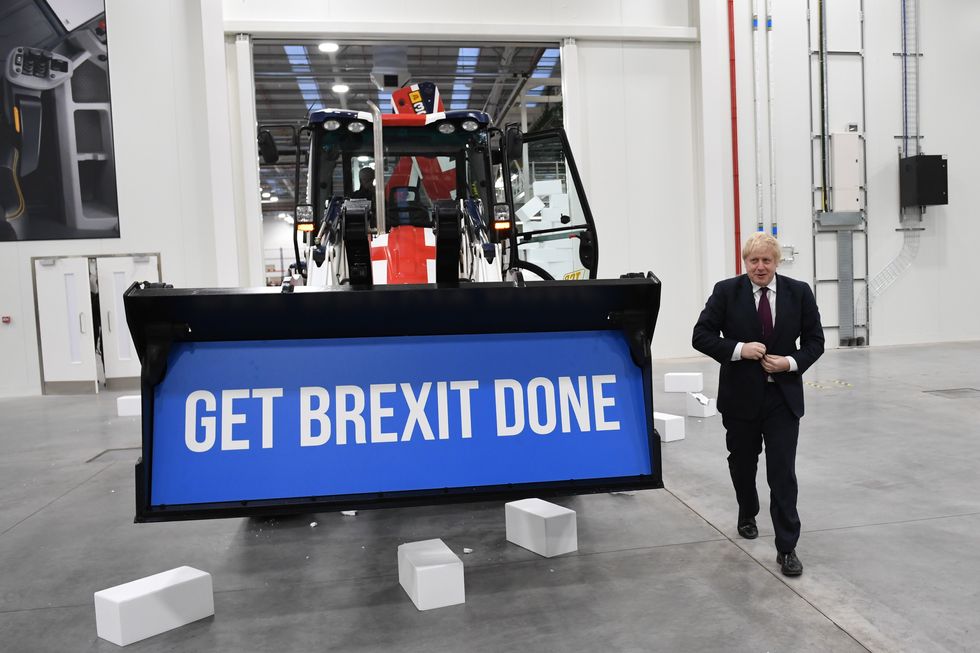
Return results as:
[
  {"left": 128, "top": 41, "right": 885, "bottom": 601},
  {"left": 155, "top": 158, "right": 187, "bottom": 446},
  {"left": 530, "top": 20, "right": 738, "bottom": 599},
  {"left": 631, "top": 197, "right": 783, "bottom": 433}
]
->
[{"left": 741, "top": 232, "right": 781, "bottom": 262}]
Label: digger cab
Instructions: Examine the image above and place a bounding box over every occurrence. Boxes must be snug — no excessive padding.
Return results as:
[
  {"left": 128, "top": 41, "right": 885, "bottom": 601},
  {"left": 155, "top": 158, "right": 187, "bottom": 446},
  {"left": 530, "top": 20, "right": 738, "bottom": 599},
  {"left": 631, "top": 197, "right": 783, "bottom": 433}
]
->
[
  {"left": 290, "top": 82, "right": 600, "bottom": 287},
  {"left": 305, "top": 105, "right": 500, "bottom": 285}
]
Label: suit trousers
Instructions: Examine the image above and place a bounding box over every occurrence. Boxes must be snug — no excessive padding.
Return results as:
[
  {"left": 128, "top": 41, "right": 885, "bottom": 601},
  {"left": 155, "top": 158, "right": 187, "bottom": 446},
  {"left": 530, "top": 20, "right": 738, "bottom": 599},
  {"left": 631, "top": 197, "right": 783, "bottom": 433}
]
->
[{"left": 722, "top": 383, "right": 801, "bottom": 553}]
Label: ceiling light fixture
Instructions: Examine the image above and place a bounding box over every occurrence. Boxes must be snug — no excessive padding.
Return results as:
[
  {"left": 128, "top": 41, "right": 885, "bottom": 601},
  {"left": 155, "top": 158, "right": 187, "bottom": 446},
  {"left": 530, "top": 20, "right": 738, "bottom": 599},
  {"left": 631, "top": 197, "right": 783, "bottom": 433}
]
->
[
  {"left": 318, "top": 42, "right": 339, "bottom": 53},
  {"left": 332, "top": 83, "right": 349, "bottom": 94}
]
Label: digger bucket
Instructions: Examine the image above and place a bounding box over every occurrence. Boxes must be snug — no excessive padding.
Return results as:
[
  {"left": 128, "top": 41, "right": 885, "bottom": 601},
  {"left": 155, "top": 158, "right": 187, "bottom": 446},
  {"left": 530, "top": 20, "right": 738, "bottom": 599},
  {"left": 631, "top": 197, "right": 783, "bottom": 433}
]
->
[{"left": 124, "top": 276, "right": 663, "bottom": 522}]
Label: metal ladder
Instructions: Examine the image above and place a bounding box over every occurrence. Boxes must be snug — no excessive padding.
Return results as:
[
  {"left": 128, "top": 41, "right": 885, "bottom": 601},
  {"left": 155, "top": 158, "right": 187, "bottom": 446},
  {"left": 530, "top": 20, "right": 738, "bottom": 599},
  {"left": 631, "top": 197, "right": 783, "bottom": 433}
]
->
[{"left": 807, "top": 0, "right": 871, "bottom": 347}]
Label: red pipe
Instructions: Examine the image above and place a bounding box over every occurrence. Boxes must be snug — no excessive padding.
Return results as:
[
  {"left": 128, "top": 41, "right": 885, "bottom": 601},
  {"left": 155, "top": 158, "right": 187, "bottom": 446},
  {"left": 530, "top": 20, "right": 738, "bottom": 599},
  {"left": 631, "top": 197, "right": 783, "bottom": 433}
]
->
[{"left": 727, "top": 0, "right": 743, "bottom": 274}]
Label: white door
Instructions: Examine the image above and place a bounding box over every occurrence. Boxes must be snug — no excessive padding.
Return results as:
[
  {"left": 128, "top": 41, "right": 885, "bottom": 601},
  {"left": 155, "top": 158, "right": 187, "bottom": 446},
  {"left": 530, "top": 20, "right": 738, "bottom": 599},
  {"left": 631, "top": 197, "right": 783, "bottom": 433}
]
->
[
  {"left": 34, "top": 257, "right": 98, "bottom": 386},
  {"left": 96, "top": 255, "right": 160, "bottom": 380}
]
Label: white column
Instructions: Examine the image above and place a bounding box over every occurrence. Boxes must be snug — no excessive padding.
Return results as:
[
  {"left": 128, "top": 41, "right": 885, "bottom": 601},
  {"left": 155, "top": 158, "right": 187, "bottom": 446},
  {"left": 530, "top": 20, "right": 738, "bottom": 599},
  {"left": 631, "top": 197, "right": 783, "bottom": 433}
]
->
[
  {"left": 559, "top": 38, "right": 585, "bottom": 176},
  {"left": 230, "top": 34, "right": 265, "bottom": 287},
  {"left": 197, "top": 0, "right": 241, "bottom": 286},
  {"left": 695, "top": 0, "right": 734, "bottom": 295}
]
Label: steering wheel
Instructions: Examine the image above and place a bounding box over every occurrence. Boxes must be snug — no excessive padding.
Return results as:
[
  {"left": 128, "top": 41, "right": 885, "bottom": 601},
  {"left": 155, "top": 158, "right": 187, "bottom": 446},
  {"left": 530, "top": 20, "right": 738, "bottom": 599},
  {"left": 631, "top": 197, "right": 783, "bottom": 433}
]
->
[
  {"left": 511, "top": 260, "right": 555, "bottom": 281},
  {"left": 386, "top": 204, "right": 431, "bottom": 226},
  {"left": 386, "top": 186, "right": 431, "bottom": 226}
]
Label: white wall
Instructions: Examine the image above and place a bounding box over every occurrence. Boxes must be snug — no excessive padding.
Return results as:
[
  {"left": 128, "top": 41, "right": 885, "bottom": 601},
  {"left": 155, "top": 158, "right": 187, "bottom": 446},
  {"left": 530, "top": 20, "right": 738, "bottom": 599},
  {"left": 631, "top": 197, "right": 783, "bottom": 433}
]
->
[
  {"left": 866, "top": 0, "right": 980, "bottom": 345},
  {"left": 571, "top": 40, "right": 703, "bottom": 358},
  {"left": 728, "top": 0, "right": 980, "bottom": 347},
  {"left": 0, "top": 0, "right": 240, "bottom": 397}
]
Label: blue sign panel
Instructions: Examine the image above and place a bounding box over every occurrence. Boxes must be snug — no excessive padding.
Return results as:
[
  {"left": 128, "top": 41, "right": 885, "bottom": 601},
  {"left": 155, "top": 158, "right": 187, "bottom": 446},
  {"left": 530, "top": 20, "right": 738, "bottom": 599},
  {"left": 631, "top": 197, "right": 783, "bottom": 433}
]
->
[{"left": 150, "top": 330, "right": 652, "bottom": 506}]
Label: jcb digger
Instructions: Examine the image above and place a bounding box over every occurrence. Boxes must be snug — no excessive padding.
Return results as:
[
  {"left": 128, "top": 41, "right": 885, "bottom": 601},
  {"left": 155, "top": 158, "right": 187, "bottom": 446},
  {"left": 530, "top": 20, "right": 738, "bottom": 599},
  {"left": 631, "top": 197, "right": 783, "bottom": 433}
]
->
[{"left": 124, "top": 82, "right": 663, "bottom": 522}]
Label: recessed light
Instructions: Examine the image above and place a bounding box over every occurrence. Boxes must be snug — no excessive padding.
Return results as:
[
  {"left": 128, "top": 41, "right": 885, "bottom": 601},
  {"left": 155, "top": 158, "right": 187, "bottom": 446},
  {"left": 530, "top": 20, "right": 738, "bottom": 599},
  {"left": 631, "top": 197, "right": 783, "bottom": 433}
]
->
[
  {"left": 318, "top": 42, "right": 339, "bottom": 53},
  {"left": 332, "top": 83, "right": 349, "bottom": 94},
  {"left": 261, "top": 191, "right": 271, "bottom": 199}
]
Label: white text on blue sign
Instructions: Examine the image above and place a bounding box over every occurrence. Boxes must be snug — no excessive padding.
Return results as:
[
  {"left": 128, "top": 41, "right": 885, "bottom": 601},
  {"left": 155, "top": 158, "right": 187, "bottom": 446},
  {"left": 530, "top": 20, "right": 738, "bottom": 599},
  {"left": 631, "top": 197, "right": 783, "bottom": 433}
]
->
[{"left": 182, "top": 375, "right": 623, "bottom": 452}]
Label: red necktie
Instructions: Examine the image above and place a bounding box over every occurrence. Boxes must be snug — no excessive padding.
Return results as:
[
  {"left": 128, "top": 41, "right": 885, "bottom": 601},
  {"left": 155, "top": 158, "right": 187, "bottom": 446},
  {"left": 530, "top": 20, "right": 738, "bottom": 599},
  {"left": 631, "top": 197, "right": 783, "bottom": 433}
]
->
[{"left": 758, "top": 287, "right": 773, "bottom": 342}]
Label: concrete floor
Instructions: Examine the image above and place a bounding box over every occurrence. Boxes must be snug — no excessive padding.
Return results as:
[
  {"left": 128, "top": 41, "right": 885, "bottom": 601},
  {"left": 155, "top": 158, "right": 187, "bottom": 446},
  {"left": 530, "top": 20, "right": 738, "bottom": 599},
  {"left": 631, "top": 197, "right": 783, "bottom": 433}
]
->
[{"left": 1, "top": 341, "right": 979, "bottom": 652}]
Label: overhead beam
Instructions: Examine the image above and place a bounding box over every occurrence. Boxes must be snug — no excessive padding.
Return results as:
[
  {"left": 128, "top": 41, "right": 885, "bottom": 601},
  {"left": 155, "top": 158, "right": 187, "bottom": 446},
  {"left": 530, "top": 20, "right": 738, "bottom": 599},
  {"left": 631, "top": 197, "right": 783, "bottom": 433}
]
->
[{"left": 225, "top": 20, "right": 699, "bottom": 43}]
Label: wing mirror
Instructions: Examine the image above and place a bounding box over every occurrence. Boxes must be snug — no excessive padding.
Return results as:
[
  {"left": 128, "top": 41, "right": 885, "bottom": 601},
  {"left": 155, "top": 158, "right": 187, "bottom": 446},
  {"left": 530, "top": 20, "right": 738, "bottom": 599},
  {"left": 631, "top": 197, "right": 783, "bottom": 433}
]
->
[{"left": 258, "top": 129, "right": 279, "bottom": 164}]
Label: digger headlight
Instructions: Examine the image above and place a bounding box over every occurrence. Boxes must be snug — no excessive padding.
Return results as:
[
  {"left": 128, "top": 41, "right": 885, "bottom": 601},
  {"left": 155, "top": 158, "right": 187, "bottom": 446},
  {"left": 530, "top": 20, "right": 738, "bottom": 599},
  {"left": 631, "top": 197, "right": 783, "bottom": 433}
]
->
[
  {"left": 324, "top": 119, "right": 341, "bottom": 131},
  {"left": 490, "top": 203, "right": 513, "bottom": 243},
  {"left": 493, "top": 204, "right": 512, "bottom": 230},
  {"left": 437, "top": 122, "right": 456, "bottom": 134},
  {"left": 296, "top": 205, "right": 315, "bottom": 232},
  {"left": 347, "top": 121, "right": 366, "bottom": 133},
  {"left": 461, "top": 119, "right": 479, "bottom": 132}
]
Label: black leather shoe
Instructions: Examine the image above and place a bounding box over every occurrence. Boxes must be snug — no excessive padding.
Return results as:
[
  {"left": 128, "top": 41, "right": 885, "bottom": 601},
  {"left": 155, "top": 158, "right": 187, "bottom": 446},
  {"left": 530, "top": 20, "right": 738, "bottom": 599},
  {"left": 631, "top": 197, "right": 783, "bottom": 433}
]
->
[
  {"left": 736, "top": 519, "right": 758, "bottom": 539},
  {"left": 776, "top": 550, "right": 803, "bottom": 576}
]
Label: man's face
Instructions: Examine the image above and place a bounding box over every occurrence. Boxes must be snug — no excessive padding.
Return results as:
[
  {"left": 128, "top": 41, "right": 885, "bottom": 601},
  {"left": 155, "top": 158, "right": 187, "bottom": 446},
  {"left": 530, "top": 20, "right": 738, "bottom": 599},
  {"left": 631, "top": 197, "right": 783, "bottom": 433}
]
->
[{"left": 744, "top": 248, "right": 777, "bottom": 287}]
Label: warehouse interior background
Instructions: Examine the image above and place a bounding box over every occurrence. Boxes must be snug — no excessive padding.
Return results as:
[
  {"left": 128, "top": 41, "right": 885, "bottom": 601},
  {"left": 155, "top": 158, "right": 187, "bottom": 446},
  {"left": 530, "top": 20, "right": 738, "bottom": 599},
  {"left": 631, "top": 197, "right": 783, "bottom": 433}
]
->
[
  {"left": 2, "top": 2, "right": 980, "bottom": 652},
  {"left": 2, "top": 0, "right": 977, "bottom": 397}
]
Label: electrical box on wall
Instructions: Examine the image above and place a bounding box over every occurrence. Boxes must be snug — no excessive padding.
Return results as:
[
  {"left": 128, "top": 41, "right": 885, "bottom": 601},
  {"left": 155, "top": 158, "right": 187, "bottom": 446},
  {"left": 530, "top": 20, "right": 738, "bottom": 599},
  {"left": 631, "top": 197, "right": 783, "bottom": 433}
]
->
[
  {"left": 831, "top": 133, "right": 864, "bottom": 211},
  {"left": 900, "top": 155, "right": 948, "bottom": 207}
]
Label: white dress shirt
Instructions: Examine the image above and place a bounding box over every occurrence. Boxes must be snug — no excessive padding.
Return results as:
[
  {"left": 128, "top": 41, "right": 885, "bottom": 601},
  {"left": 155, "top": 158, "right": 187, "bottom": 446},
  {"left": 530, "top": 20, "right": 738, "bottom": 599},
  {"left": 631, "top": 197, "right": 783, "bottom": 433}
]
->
[{"left": 732, "top": 276, "right": 799, "bottom": 373}]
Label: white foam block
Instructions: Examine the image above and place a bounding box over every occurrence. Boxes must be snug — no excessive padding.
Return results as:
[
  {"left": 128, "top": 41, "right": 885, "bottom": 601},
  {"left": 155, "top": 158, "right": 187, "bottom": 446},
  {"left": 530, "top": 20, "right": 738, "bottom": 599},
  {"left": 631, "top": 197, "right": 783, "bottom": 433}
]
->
[
  {"left": 548, "top": 193, "right": 569, "bottom": 214},
  {"left": 398, "top": 539, "right": 464, "bottom": 611},
  {"left": 523, "top": 250, "right": 551, "bottom": 267},
  {"left": 533, "top": 179, "right": 564, "bottom": 198},
  {"left": 116, "top": 395, "right": 141, "bottom": 417},
  {"left": 505, "top": 498, "right": 577, "bottom": 558},
  {"left": 654, "top": 412, "right": 685, "bottom": 442},
  {"left": 663, "top": 372, "right": 703, "bottom": 393},
  {"left": 515, "top": 196, "right": 545, "bottom": 222},
  {"left": 539, "top": 207, "right": 563, "bottom": 228},
  {"left": 94, "top": 566, "right": 214, "bottom": 647},
  {"left": 686, "top": 392, "right": 717, "bottom": 418}
]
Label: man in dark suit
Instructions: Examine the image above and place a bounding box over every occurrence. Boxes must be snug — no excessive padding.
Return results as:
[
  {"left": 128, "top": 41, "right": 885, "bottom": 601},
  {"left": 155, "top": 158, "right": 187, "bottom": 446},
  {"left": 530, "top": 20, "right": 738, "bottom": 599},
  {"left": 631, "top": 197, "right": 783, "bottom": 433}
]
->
[{"left": 692, "top": 233, "right": 824, "bottom": 576}]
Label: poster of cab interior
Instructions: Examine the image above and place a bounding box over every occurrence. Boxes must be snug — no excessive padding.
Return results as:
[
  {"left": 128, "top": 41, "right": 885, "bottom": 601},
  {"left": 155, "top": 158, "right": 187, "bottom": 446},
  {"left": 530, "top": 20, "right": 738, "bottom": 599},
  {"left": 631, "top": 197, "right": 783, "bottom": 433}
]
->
[{"left": 0, "top": 0, "right": 118, "bottom": 242}]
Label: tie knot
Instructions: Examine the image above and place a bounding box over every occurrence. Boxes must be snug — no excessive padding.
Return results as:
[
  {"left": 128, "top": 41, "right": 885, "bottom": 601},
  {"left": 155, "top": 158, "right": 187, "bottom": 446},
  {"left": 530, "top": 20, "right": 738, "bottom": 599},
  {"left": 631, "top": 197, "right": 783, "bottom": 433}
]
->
[{"left": 759, "top": 287, "right": 768, "bottom": 297}]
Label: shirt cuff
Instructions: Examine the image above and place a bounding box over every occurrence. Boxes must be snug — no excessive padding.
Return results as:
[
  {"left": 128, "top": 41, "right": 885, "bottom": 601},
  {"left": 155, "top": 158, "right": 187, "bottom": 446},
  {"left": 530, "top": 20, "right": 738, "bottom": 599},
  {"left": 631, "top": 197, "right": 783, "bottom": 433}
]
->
[
  {"left": 786, "top": 355, "right": 798, "bottom": 372},
  {"left": 732, "top": 342, "right": 744, "bottom": 361}
]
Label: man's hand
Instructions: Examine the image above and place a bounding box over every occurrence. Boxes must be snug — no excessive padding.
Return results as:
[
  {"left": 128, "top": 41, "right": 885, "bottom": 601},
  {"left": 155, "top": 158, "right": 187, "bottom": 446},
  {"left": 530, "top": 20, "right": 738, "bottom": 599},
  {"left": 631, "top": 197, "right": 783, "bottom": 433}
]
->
[
  {"left": 761, "top": 354, "right": 791, "bottom": 373},
  {"left": 741, "top": 342, "right": 767, "bottom": 360}
]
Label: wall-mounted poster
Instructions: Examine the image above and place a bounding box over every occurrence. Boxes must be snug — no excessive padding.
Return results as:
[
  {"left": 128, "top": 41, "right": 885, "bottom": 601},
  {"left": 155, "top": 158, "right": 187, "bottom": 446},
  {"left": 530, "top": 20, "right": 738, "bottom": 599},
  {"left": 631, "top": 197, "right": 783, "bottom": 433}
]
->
[{"left": 0, "top": 0, "right": 118, "bottom": 242}]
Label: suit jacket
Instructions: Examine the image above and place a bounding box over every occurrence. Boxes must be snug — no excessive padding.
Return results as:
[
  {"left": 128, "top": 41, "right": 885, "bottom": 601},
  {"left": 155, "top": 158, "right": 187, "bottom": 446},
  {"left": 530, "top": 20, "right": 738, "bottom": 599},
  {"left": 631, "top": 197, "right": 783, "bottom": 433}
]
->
[{"left": 692, "top": 273, "right": 824, "bottom": 419}]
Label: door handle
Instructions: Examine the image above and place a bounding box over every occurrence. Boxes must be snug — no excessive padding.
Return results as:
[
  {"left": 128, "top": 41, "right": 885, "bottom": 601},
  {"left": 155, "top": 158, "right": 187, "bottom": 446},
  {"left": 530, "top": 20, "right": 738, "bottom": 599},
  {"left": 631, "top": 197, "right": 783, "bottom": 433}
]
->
[
  {"left": 79, "top": 312, "right": 86, "bottom": 334},
  {"left": 107, "top": 310, "right": 112, "bottom": 333}
]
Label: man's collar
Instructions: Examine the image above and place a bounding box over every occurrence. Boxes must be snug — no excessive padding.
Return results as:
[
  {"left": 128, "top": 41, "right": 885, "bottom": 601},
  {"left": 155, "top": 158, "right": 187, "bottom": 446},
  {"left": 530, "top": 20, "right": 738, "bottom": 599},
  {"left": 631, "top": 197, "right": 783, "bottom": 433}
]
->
[{"left": 750, "top": 274, "right": 777, "bottom": 294}]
